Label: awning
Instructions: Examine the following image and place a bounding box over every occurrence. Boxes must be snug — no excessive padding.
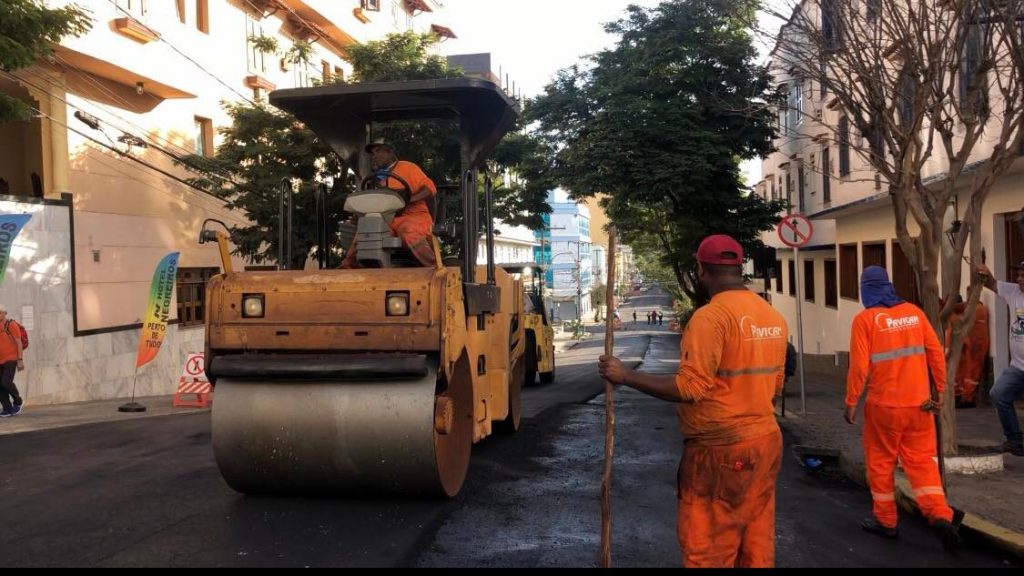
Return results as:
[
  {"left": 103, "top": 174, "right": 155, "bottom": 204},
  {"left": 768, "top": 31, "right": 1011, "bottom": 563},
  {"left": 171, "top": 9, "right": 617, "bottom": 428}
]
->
[
  {"left": 431, "top": 24, "right": 457, "bottom": 39},
  {"left": 405, "top": 0, "right": 433, "bottom": 13}
]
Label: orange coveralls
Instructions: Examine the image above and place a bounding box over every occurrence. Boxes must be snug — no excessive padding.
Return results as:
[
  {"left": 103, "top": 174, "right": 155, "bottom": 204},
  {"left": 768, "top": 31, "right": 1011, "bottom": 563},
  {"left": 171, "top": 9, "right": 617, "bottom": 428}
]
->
[
  {"left": 342, "top": 160, "right": 437, "bottom": 267},
  {"left": 675, "top": 290, "right": 788, "bottom": 568},
  {"left": 945, "top": 302, "right": 990, "bottom": 404},
  {"left": 847, "top": 302, "right": 953, "bottom": 529}
]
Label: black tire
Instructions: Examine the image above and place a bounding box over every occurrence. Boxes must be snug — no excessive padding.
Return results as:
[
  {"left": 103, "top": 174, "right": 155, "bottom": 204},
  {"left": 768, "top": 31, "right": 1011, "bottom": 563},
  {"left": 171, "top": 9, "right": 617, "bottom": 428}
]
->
[
  {"left": 539, "top": 355, "right": 555, "bottom": 384},
  {"left": 523, "top": 332, "right": 538, "bottom": 387},
  {"left": 495, "top": 358, "right": 523, "bottom": 434}
]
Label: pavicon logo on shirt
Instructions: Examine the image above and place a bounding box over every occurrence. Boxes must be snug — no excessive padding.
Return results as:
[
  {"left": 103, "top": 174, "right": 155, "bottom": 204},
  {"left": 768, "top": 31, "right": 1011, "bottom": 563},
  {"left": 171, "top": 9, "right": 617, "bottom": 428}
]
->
[
  {"left": 740, "top": 316, "right": 784, "bottom": 341},
  {"left": 874, "top": 313, "right": 921, "bottom": 333}
]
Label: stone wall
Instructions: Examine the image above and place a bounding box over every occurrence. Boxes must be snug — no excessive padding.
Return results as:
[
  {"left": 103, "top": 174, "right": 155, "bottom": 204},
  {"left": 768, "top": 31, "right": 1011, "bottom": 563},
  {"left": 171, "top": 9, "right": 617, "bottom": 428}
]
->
[{"left": 0, "top": 196, "right": 203, "bottom": 406}]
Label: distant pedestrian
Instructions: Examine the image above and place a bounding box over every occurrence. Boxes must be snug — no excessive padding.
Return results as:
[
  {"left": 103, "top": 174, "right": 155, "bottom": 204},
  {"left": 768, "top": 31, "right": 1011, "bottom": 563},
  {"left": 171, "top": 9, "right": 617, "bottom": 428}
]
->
[
  {"left": 0, "top": 305, "right": 25, "bottom": 417},
  {"left": 976, "top": 261, "right": 1024, "bottom": 456},
  {"left": 599, "top": 234, "right": 788, "bottom": 567},
  {"left": 632, "top": 310, "right": 637, "bottom": 325},
  {"left": 845, "top": 266, "right": 959, "bottom": 549},
  {"left": 658, "top": 311, "right": 664, "bottom": 326},
  {"left": 647, "top": 311, "right": 653, "bottom": 325}
]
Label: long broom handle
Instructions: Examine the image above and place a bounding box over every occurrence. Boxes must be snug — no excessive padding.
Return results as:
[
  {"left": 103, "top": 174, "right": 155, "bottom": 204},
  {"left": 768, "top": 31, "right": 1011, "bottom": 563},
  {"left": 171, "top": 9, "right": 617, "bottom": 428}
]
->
[{"left": 601, "top": 226, "right": 617, "bottom": 568}]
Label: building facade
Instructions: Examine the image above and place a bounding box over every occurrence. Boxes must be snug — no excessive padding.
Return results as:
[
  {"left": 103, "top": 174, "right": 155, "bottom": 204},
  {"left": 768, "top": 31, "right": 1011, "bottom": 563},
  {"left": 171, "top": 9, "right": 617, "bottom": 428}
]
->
[
  {"left": 0, "top": 0, "right": 448, "bottom": 404},
  {"left": 540, "top": 189, "right": 593, "bottom": 322},
  {"left": 755, "top": 1, "right": 1024, "bottom": 377}
]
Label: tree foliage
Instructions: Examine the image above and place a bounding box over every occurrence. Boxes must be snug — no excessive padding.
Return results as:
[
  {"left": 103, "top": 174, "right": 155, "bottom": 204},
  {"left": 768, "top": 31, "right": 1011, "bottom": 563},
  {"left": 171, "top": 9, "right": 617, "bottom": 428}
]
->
[
  {"left": 183, "top": 31, "right": 552, "bottom": 267},
  {"left": 0, "top": 0, "right": 91, "bottom": 122},
  {"left": 529, "top": 0, "right": 785, "bottom": 305}
]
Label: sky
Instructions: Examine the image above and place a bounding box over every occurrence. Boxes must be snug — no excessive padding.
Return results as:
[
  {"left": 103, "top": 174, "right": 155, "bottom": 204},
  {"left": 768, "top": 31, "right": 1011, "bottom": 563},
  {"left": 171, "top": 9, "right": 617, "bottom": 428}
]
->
[{"left": 435, "top": 0, "right": 789, "bottom": 189}]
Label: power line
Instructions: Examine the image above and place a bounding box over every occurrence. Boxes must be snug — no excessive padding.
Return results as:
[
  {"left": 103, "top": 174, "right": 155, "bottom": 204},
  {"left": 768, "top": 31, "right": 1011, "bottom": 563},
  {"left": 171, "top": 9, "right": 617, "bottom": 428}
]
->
[
  {"left": 2, "top": 69, "right": 239, "bottom": 188},
  {"left": 27, "top": 102, "right": 225, "bottom": 201}
]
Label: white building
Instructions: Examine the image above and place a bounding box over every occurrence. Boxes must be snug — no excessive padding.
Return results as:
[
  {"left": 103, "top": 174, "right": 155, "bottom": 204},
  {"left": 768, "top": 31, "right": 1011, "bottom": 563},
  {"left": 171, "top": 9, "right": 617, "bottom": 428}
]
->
[
  {"left": 544, "top": 189, "right": 593, "bottom": 322},
  {"left": 755, "top": 1, "right": 1023, "bottom": 377}
]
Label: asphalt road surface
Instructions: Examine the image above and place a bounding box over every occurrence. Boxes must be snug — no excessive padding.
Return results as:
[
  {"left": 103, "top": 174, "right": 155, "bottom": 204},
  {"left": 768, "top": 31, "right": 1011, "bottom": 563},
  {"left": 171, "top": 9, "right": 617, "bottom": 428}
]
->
[{"left": 0, "top": 290, "right": 1017, "bottom": 567}]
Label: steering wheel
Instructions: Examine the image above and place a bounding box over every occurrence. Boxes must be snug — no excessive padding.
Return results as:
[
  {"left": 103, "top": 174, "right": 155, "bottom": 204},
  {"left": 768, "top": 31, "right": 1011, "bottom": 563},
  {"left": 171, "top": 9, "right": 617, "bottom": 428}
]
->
[{"left": 360, "top": 171, "right": 413, "bottom": 204}]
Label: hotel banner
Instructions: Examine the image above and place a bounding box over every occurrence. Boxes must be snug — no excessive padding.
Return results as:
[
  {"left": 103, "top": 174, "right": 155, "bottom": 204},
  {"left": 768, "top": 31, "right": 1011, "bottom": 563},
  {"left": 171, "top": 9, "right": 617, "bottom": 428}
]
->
[
  {"left": 135, "top": 251, "right": 180, "bottom": 369},
  {"left": 0, "top": 214, "right": 32, "bottom": 286}
]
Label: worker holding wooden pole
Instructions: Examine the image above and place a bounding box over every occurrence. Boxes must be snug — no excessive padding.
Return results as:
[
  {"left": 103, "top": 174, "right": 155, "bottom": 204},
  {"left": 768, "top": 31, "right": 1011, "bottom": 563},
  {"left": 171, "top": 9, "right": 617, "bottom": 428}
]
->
[{"left": 598, "top": 234, "right": 788, "bottom": 567}]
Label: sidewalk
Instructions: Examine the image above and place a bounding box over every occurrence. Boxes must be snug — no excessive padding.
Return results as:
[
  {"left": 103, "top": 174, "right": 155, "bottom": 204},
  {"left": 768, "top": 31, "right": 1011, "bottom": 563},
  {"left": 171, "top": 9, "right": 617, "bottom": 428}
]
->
[
  {"left": 779, "top": 370, "right": 1024, "bottom": 557},
  {"left": 0, "top": 395, "right": 209, "bottom": 436}
]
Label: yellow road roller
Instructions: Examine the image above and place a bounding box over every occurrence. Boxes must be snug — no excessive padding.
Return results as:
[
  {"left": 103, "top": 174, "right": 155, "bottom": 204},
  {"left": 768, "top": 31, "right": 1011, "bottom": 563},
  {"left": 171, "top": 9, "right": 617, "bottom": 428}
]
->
[
  {"left": 499, "top": 264, "right": 556, "bottom": 386},
  {"left": 200, "top": 78, "right": 525, "bottom": 498}
]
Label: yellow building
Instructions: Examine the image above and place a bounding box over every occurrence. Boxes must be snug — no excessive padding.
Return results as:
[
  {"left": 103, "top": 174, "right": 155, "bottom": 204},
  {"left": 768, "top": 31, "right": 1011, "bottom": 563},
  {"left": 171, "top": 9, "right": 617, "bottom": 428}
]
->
[{"left": 0, "top": 0, "right": 449, "bottom": 404}]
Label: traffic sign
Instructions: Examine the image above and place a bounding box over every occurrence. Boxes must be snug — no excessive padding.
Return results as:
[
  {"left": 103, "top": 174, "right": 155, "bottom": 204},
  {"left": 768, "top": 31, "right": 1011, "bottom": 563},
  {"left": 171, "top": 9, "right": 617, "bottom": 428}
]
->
[{"left": 777, "top": 214, "right": 814, "bottom": 248}]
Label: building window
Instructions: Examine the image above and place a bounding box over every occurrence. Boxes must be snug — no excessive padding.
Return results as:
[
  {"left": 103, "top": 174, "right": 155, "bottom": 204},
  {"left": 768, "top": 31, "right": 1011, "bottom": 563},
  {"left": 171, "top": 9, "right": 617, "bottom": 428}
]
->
[
  {"left": 334, "top": 66, "right": 344, "bottom": 82},
  {"left": 899, "top": 68, "right": 915, "bottom": 127},
  {"left": 194, "top": 116, "right": 213, "bottom": 157},
  {"left": 840, "top": 243, "right": 858, "bottom": 300},
  {"left": 804, "top": 259, "right": 815, "bottom": 302},
  {"left": 361, "top": 0, "right": 380, "bottom": 11},
  {"left": 321, "top": 60, "right": 331, "bottom": 82},
  {"left": 788, "top": 259, "right": 796, "bottom": 297},
  {"left": 891, "top": 240, "right": 921, "bottom": 306},
  {"left": 788, "top": 82, "right": 803, "bottom": 130},
  {"left": 785, "top": 173, "right": 792, "bottom": 212},
  {"left": 246, "top": 17, "right": 267, "bottom": 75},
  {"left": 959, "top": 22, "right": 987, "bottom": 115},
  {"left": 863, "top": 242, "right": 886, "bottom": 270},
  {"left": 866, "top": 0, "right": 881, "bottom": 22},
  {"left": 821, "top": 147, "right": 831, "bottom": 203},
  {"left": 195, "top": 0, "right": 209, "bottom": 33},
  {"left": 774, "top": 259, "right": 783, "bottom": 293},
  {"left": 822, "top": 0, "right": 841, "bottom": 51},
  {"left": 819, "top": 58, "right": 828, "bottom": 99},
  {"left": 770, "top": 178, "right": 776, "bottom": 201},
  {"left": 116, "top": 0, "right": 146, "bottom": 17},
  {"left": 824, "top": 259, "right": 838, "bottom": 308},
  {"left": 798, "top": 166, "right": 806, "bottom": 213},
  {"left": 176, "top": 267, "right": 219, "bottom": 327},
  {"left": 838, "top": 116, "right": 850, "bottom": 176}
]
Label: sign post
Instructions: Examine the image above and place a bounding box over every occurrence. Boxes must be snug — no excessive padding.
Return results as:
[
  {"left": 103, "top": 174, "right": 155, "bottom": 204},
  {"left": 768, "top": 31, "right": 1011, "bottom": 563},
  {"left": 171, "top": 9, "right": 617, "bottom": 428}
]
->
[{"left": 777, "top": 214, "right": 814, "bottom": 414}]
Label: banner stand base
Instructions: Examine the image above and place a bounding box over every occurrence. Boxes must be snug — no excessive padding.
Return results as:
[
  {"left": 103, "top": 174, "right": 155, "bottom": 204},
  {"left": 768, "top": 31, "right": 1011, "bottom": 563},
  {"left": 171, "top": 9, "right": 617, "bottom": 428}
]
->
[{"left": 118, "top": 402, "right": 147, "bottom": 413}]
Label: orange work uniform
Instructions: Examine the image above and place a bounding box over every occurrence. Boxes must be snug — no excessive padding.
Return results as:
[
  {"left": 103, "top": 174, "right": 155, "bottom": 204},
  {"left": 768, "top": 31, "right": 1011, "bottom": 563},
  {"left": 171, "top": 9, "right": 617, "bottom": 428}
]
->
[
  {"left": 945, "top": 302, "right": 990, "bottom": 405},
  {"left": 847, "top": 302, "right": 953, "bottom": 529},
  {"left": 342, "top": 160, "right": 437, "bottom": 267},
  {"left": 674, "top": 290, "right": 788, "bottom": 568}
]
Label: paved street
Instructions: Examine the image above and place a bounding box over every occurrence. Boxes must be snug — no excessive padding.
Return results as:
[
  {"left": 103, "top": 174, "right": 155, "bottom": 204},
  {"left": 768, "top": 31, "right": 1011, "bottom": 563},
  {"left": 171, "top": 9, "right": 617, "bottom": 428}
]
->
[{"left": 0, "top": 291, "right": 1018, "bottom": 567}]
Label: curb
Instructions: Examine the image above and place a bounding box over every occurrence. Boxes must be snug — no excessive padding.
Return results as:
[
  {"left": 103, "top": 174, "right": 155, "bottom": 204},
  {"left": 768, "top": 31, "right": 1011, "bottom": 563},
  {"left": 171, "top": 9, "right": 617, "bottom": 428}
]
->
[
  {"left": 778, "top": 417, "right": 1024, "bottom": 558},
  {"left": 893, "top": 475, "right": 1024, "bottom": 558}
]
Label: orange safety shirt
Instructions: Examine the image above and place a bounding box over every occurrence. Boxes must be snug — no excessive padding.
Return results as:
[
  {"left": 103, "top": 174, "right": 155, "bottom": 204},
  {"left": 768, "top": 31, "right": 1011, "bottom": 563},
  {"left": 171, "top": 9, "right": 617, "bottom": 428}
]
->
[
  {"left": 377, "top": 160, "right": 437, "bottom": 229},
  {"left": 846, "top": 302, "right": 946, "bottom": 408},
  {"left": 675, "top": 290, "right": 788, "bottom": 446},
  {"left": 0, "top": 320, "right": 22, "bottom": 363}
]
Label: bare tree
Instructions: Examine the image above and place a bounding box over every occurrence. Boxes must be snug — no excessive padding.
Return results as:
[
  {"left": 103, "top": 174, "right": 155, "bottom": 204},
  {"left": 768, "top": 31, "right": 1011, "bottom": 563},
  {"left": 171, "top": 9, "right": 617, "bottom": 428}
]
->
[{"left": 764, "top": 0, "right": 1024, "bottom": 454}]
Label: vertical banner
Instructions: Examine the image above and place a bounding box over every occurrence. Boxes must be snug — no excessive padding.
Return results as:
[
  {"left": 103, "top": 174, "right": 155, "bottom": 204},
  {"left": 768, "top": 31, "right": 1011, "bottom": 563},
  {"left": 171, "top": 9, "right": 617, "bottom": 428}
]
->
[
  {"left": 135, "top": 251, "right": 180, "bottom": 369},
  {"left": 0, "top": 214, "right": 32, "bottom": 286}
]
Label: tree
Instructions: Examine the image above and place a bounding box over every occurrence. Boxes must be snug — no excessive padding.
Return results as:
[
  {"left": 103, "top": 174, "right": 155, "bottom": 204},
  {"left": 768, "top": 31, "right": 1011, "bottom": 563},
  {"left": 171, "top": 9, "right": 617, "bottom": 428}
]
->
[
  {"left": 0, "top": 0, "right": 91, "bottom": 122},
  {"left": 183, "top": 102, "right": 345, "bottom": 269},
  {"left": 183, "top": 31, "right": 552, "bottom": 267},
  {"left": 529, "top": 0, "right": 786, "bottom": 306},
  {"left": 767, "top": 0, "right": 1024, "bottom": 454}
]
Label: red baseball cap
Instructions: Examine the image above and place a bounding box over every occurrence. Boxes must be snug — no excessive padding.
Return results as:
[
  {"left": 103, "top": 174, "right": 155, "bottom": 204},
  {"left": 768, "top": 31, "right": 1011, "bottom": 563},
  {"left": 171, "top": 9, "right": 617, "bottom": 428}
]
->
[{"left": 696, "top": 234, "right": 744, "bottom": 265}]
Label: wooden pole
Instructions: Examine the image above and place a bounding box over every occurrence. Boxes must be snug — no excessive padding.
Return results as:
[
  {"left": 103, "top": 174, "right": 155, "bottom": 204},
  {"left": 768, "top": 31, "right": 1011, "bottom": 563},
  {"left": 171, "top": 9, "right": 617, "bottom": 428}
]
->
[{"left": 600, "top": 226, "right": 617, "bottom": 568}]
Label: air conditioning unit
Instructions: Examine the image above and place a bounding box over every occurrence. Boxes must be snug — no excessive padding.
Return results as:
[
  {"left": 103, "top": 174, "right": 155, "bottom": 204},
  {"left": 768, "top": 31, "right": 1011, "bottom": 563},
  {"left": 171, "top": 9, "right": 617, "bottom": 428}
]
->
[{"left": 814, "top": 106, "right": 823, "bottom": 122}]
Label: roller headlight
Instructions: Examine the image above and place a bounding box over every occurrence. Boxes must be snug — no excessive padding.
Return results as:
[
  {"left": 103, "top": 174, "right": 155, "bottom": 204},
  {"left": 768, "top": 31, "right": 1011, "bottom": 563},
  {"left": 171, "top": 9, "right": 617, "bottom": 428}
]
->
[
  {"left": 242, "top": 294, "right": 265, "bottom": 318},
  {"left": 386, "top": 292, "right": 410, "bottom": 316}
]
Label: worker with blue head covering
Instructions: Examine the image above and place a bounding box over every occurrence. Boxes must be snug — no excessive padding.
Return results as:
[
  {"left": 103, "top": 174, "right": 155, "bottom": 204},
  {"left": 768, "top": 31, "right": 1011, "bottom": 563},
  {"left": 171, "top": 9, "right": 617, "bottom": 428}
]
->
[
  {"left": 860, "top": 266, "right": 904, "bottom": 309},
  {"left": 844, "top": 264, "right": 959, "bottom": 549}
]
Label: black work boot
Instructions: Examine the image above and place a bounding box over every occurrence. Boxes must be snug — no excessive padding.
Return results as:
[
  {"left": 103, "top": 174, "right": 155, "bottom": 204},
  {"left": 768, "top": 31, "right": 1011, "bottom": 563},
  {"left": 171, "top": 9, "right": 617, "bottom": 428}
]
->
[
  {"left": 996, "top": 440, "right": 1024, "bottom": 456},
  {"left": 861, "top": 518, "right": 899, "bottom": 539},
  {"left": 932, "top": 519, "right": 962, "bottom": 552}
]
